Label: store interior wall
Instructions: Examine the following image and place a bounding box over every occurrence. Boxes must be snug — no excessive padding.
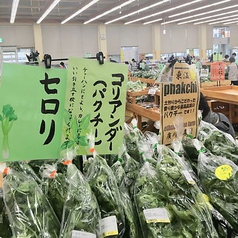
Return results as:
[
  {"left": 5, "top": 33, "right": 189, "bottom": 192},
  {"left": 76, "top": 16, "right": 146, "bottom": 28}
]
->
[{"left": 0, "top": 23, "right": 236, "bottom": 61}]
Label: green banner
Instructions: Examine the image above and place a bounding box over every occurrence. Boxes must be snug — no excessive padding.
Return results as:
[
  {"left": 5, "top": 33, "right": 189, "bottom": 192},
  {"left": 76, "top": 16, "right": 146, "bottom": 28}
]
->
[
  {"left": 0, "top": 63, "right": 67, "bottom": 162},
  {"left": 62, "top": 57, "right": 128, "bottom": 155}
]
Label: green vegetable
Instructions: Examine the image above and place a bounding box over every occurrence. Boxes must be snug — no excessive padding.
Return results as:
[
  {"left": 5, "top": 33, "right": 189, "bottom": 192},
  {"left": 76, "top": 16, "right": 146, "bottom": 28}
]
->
[
  {"left": 86, "top": 154, "right": 125, "bottom": 238},
  {"left": 60, "top": 163, "right": 100, "bottom": 237},
  {"left": 197, "top": 149, "right": 238, "bottom": 231},
  {"left": 0, "top": 188, "right": 12, "bottom": 238},
  {"left": 0, "top": 105, "right": 17, "bottom": 159},
  {"left": 3, "top": 169, "right": 60, "bottom": 237},
  {"left": 155, "top": 145, "right": 218, "bottom": 238},
  {"left": 111, "top": 160, "right": 139, "bottom": 238}
]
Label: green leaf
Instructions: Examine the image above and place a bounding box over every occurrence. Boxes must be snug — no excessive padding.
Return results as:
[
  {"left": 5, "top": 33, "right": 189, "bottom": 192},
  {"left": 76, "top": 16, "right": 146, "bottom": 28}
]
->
[
  {"left": 79, "top": 114, "right": 90, "bottom": 130},
  {"left": 80, "top": 128, "right": 91, "bottom": 137},
  {"left": 61, "top": 140, "right": 75, "bottom": 150},
  {"left": 77, "top": 136, "right": 88, "bottom": 146},
  {"left": 0, "top": 115, "right": 2, "bottom": 121},
  {"left": 72, "top": 116, "right": 79, "bottom": 141},
  {"left": 63, "top": 109, "right": 71, "bottom": 126}
]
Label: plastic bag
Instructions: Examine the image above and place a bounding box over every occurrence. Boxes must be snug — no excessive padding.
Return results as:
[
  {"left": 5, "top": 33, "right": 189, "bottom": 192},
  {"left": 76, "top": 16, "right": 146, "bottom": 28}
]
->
[
  {"left": 155, "top": 144, "right": 218, "bottom": 237},
  {"left": 3, "top": 167, "right": 60, "bottom": 238},
  {"left": 86, "top": 154, "right": 125, "bottom": 238},
  {"left": 60, "top": 160, "right": 101, "bottom": 238},
  {"left": 195, "top": 139, "right": 238, "bottom": 231}
]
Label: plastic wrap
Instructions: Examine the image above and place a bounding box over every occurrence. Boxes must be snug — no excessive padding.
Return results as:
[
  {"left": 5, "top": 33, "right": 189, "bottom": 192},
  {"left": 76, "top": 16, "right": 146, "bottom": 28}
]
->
[
  {"left": 134, "top": 161, "right": 172, "bottom": 238},
  {"left": 41, "top": 164, "right": 68, "bottom": 223},
  {"left": 155, "top": 145, "right": 218, "bottom": 237},
  {"left": 86, "top": 154, "right": 125, "bottom": 238},
  {"left": 198, "top": 120, "right": 238, "bottom": 165},
  {"left": 0, "top": 188, "right": 12, "bottom": 238},
  {"left": 60, "top": 162, "right": 101, "bottom": 238},
  {"left": 196, "top": 139, "right": 238, "bottom": 232},
  {"left": 3, "top": 168, "right": 60, "bottom": 238},
  {"left": 111, "top": 160, "right": 139, "bottom": 238}
]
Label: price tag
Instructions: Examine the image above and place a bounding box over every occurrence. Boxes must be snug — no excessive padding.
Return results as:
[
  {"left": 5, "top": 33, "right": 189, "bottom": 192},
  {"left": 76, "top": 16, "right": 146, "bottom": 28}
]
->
[
  {"left": 148, "top": 87, "right": 156, "bottom": 95},
  {"left": 143, "top": 208, "right": 170, "bottom": 223},
  {"left": 215, "top": 165, "right": 233, "bottom": 180},
  {"left": 100, "top": 215, "right": 118, "bottom": 237},
  {"left": 71, "top": 230, "right": 96, "bottom": 238},
  {"left": 183, "top": 170, "right": 195, "bottom": 185}
]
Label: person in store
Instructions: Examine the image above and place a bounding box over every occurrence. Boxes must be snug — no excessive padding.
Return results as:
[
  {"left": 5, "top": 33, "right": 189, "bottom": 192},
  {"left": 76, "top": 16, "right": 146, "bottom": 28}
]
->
[
  {"left": 195, "top": 56, "right": 203, "bottom": 76},
  {"left": 129, "top": 58, "right": 138, "bottom": 71},
  {"left": 199, "top": 92, "right": 235, "bottom": 139},
  {"left": 223, "top": 54, "right": 230, "bottom": 62},
  {"left": 229, "top": 52, "right": 236, "bottom": 62},
  {"left": 227, "top": 57, "right": 238, "bottom": 85},
  {"left": 60, "top": 62, "right": 66, "bottom": 68}
]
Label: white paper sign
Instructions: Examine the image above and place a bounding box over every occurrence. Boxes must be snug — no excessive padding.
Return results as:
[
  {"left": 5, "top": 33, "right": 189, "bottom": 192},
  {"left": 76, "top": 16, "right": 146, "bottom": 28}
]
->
[
  {"left": 71, "top": 230, "right": 96, "bottom": 238},
  {"left": 143, "top": 208, "right": 170, "bottom": 223},
  {"left": 148, "top": 87, "right": 156, "bottom": 95},
  {"left": 100, "top": 215, "right": 118, "bottom": 237}
]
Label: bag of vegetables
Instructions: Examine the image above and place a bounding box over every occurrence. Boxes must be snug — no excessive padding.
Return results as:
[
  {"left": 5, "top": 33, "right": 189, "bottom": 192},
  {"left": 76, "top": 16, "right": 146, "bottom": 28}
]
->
[
  {"left": 198, "top": 120, "right": 238, "bottom": 165},
  {"left": 59, "top": 157, "right": 101, "bottom": 238},
  {"left": 155, "top": 144, "right": 218, "bottom": 237},
  {"left": 86, "top": 154, "right": 125, "bottom": 238},
  {"left": 111, "top": 159, "right": 139, "bottom": 238},
  {"left": 3, "top": 167, "right": 60, "bottom": 238},
  {"left": 194, "top": 138, "right": 238, "bottom": 232}
]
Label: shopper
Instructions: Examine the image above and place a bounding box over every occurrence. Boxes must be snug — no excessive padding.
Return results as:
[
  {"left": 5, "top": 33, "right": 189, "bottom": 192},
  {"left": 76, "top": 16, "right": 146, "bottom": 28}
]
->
[
  {"left": 129, "top": 58, "right": 138, "bottom": 71},
  {"left": 223, "top": 54, "right": 230, "bottom": 62},
  {"left": 199, "top": 92, "right": 235, "bottom": 139},
  {"left": 60, "top": 62, "right": 66, "bottom": 68},
  {"left": 195, "top": 56, "right": 203, "bottom": 75},
  {"left": 229, "top": 52, "right": 236, "bottom": 62},
  {"left": 227, "top": 57, "right": 238, "bottom": 85}
]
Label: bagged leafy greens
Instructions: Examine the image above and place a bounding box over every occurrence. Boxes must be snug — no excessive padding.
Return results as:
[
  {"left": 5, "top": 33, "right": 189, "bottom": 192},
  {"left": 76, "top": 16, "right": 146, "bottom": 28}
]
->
[
  {"left": 41, "top": 164, "right": 68, "bottom": 223},
  {"left": 155, "top": 144, "right": 218, "bottom": 237},
  {"left": 111, "top": 160, "right": 139, "bottom": 238},
  {"left": 86, "top": 154, "right": 125, "bottom": 238},
  {"left": 3, "top": 167, "right": 60, "bottom": 238},
  {"left": 60, "top": 161, "right": 101, "bottom": 238},
  {"left": 0, "top": 188, "right": 12, "bottom": 238},
  {"left": 195, "top": 138, "right": 238, "bottom": 232},
  {"left": 198, "top": 120, "right": 238, "bottom": 165}
]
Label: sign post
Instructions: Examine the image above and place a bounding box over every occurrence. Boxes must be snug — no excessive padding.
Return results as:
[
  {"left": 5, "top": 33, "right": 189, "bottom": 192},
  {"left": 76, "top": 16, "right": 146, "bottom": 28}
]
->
[{"left": 160, "top": 62, "right": 200, "bottom": 145}]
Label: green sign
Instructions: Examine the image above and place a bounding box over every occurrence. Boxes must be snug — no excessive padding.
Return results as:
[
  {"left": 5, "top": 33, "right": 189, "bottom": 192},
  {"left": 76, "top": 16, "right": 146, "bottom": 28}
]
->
[
  {"left": 0, "top": 63, "right": 67, "bottom": 162},
  {"left": 62, "top": 57, "right": 128, "bottom": 155}
]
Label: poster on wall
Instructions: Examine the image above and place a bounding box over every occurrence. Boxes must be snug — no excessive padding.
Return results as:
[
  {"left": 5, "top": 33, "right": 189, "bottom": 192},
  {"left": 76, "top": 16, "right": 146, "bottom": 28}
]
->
[
  {"left": 120, "top": 46, "right": 138, "bottom": 62},
  {"left": 160, "top": 62, "right": 200, "bottom": 145},
  {"left": 62, "top": 57, "right": 128, "bottom": 155},
  {"left": 0, "top": 63, "right": 67, "bottom": 162}
]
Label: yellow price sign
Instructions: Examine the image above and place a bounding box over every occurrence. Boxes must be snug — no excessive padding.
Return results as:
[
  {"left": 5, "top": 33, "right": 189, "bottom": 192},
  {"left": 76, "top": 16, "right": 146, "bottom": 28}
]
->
[{"left": 215, "top": 165, "right": 233, "bottom": 180}]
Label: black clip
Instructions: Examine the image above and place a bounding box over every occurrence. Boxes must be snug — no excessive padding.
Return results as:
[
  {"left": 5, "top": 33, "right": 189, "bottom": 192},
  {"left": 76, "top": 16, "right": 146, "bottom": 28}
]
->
[
  {"left": 44, "top": 54, "right": 52, "bottom": 69},
  {"left": 85, "top": 51, "right": 105, "bottom": 65}
]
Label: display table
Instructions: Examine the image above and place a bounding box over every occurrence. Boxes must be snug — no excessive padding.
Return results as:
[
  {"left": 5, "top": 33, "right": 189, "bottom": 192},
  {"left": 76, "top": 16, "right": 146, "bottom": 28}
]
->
[{"left": 201, "top": 85, "right": 238, "bottom": 123}]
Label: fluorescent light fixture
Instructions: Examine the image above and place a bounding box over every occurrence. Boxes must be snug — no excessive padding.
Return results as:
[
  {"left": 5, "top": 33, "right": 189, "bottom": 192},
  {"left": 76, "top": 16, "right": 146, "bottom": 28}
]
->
[
  {"left": 10, "top": 0, "right": 20, "bottom": 23},
  {"left": 209, "top": 17, "right": 238, "bottom": 25},
  {"left": 194, "top": 14, "right": 238, "bottom": 25},
  {"left": 224, "top": 21, "right": 238, "bottom": 25},
  {"left": 143, "top": 18, "right": 162, "bottom": 25},
  {"left": 169, "top": 0, "right": 231, "bottom": 18},
  {"left": 125, "top": 0, "right": 202, "bottom": 25},
  {"left": 61, "top": 0, "right": 98, "bottom": 24},
  {"left": 84, "top": 0, "right": 135, "bottom": 24},
  {"left": 178, "top": 9, "right": 238, "bottom": 25},
  {"left": 162, "top": 5, "right": 238, "bottom": 25},
  {"left": 37, "top": 0, "right": 61, "bottom": 24},
  {"left": 105, "top": 0, "right": 170, "bottom": 25}
]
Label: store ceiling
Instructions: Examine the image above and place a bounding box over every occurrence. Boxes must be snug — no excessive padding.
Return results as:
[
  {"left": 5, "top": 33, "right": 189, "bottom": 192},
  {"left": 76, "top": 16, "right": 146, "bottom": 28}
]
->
[{"left": 0, "top": 0, "right": 237, "bottom": 26}]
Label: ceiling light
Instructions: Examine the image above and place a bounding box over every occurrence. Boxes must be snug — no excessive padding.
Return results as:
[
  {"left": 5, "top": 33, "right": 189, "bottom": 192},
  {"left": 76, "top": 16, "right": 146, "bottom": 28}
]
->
[
  {"left": 143, "top": 18, "right": 163, "bottom": 25},
  {"left": 223, "top": 21, "right": 238, "bottom": 25},
  {"left": 10, "top": 0, "right": 20, "bottom": 24},
  {"left": 209, "top": 17, "right": 238, "bottom": 25},
  {"left": 84, "top": 0, "right": 135, "bottom": 24},
  {"left": 125, "top": 0, "right": 202, "bottom": 25},
  {"left": 169, "top": 0, "right": 230, "bottom": 18},
  {"left": 105, "top": 0, "right": 170, "bottom": 25},
  {"left": 37, "top": 0, "right": 61, "bottom": 24},
  {"left": 61, "top": 0, "right": 98, "bottom": 24},
  {"left": 194, "top": 14, "right": 238, "bottom": 25}
]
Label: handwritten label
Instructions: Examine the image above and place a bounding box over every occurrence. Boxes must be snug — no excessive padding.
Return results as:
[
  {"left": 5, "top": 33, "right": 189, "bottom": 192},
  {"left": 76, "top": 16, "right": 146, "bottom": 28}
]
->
[
  {"left": 71, "top": 230, "right": 96, "bottom": 238},
  {"left": 100, "top": 216, "right": 118, "bottom": 237},
  {"left": 148, "top": 87, "right": 156, "bottom": 95},
  {"left": 143, "top": 208, "right": 170, "bottom": 223}
]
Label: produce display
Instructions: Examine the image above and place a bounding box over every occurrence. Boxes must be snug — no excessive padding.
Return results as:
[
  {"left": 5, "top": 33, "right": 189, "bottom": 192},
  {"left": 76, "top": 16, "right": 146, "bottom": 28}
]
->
[
  {"left": 130, "top": 70, "right": 159, "bottom": 79},
  {"left": 1, "top": 118, "right": 238, "bottom": 238}
]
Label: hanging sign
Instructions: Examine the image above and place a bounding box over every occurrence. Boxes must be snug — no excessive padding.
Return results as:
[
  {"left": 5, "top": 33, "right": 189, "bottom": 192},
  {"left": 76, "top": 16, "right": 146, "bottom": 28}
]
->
[
  {"left": 160, "top": 62, "right": 200, "bottom": 145},
  {"left": 62, "top": 57, "right": 128, "bottom": 155},
  {"left": 0, "top": 63, "right": 67, "bottom": 162},
  {"left": 210, "top": 62, "right": 225, "bottom": 81}
]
